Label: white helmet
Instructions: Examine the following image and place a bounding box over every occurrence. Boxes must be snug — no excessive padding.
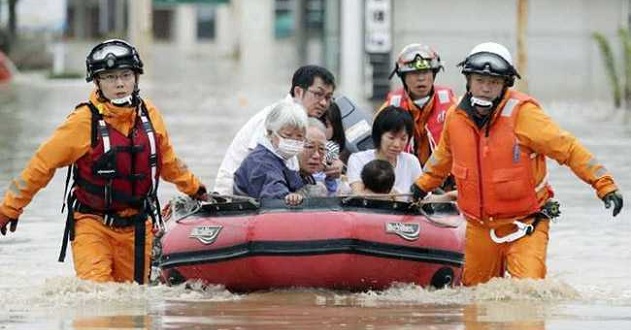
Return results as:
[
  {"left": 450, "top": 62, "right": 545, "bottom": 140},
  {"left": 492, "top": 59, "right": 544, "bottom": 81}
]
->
[
  {"left": 389, "top": 43, "right": 443, "bottom": 79},
  {"left": 458, "top": 42, "right": 520, "bottom": 86}
]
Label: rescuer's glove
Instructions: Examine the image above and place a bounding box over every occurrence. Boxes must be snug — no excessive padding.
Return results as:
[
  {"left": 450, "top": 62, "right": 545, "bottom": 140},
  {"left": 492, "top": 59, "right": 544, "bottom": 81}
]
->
[{"left": 602, "top": 190, "right": 623, "bottom": 217}]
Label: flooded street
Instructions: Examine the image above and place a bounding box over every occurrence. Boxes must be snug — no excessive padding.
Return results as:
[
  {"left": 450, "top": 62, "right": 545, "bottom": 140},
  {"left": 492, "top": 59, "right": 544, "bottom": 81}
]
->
[{"left": 1, "top": 43, "right": 630, "bottom": 329}]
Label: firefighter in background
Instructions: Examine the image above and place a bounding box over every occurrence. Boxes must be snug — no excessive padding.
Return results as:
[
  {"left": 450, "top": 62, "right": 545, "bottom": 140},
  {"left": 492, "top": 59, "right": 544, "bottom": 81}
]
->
[
  {"left": 0, "top": 39, "right": 207, "bottom": 284},
  {"left": 411, "top": 42, "right": 623, "bottom": 286},
  {"left": 383, "top": 43, "right": 458, "bottom": 170}
]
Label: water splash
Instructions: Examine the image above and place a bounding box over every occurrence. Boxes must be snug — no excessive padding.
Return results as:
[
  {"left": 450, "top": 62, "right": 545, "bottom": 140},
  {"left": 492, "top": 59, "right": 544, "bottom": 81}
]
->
[
  {"left": 355, "top": 278, "right": 580, "bottom": 306},
  {"left": 0, "top": 276, "right": 240, "bottom": 313}
]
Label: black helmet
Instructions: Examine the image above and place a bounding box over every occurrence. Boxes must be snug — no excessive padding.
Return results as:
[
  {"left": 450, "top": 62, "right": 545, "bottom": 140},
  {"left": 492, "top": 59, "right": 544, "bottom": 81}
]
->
[
  {"left": 85, "top": 39, "right": 143, "bottom": 82},
  {"left": 458, "top": 42, "right": 520, "bottom": 87}
]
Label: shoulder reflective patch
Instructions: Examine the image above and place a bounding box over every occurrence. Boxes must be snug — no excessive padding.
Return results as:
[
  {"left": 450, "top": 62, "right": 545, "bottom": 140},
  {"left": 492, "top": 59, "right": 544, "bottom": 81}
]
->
[
  {"left": 500, "top": 98, "right": 520, "bottom": 117},
  {"left": 189, "top": 225, "right": 222, "bottom": 245},
  {"left": 385, "top": 222, "right": 420, "bottom": 241},
  {"left": 389, "top": 95, "right": 402, "bottom": 106},
  {"left": 437, "top": 90, "right": 450, "bottom": 104}
]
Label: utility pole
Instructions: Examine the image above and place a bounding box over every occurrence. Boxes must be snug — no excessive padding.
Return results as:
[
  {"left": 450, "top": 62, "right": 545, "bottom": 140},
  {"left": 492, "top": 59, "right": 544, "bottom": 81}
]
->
[
  {"left": 340, "top": 0, "right": 363, "bottom": 103},
  {"left": 295, "top": 0, "right": 307, "bottom": 65},
  {"left": 516, "top": 0, "right": 529, "bottom": 92},
  {"left": 8, "top": 0, "right": 18, "bottom": 40},
  {"left": 128, "top": 0, "right": 152, "bottom": 78}
]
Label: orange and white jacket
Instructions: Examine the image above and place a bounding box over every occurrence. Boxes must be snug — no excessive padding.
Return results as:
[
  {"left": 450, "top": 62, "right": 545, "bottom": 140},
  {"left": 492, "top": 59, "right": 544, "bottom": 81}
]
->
[
  {"left": 381, "top": 86, "right": 456, "bottom": 166},
  {"left": 415, "top": 89, "right": 618, "bottom": 227},
  {"left": 0, "top": 90, "right": 202, "bottom": 219}
]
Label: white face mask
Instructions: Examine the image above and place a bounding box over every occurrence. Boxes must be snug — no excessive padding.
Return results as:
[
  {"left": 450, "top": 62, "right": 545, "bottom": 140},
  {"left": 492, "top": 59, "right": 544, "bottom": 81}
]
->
[
  {"left": 111, "top": 95, "right": 133, "bottom": 106},
  {"left": 413, "top": 95, "right": 431, "bottom": 108},
  {"left": 470, "top": 96, "right": 493, "bottom": 109},
  {"left": 274, "top": 132, "right": 304, "bottom": 159}
]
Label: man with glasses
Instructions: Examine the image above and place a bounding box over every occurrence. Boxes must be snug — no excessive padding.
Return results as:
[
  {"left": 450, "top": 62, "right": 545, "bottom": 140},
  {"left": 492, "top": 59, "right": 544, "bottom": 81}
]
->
[
  {"left": 296, "top": 118, "right": 338, "bottom": 197},
  {"left": 411, "top": 42, "right": 623, "bottom": 286},
  {"left": 382, "top": 43, "right": 457, "bottom": 170},
  {"left": 0, "top": 39, "right": 208, "bottom": 284},
  {"left": 214, "top": 65, "right": 340, "bottom": 195}
]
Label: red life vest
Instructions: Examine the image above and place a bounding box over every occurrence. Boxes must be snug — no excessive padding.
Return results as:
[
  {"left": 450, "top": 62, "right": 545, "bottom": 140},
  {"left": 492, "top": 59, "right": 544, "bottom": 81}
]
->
[
  {"left": 72, "top": 101, "right": 161, "bottom": 212},
  {"left": 386, "top": 85, "right": 454, "bottom": 165},
  {"left": 449, "top": 91, "right": 548, "bottom": 221}
]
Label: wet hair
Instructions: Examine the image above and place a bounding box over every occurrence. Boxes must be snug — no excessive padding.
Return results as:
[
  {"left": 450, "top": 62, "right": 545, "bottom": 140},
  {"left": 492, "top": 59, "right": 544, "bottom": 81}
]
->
[
  {"left": 289, "top": 65, "right": 336, "bottom": 97},
  {"left": 371, "top": 106, "right": 414, "bottom": 149},
  {"left": 361, "top": 159, "right": 395, "bottom": 194},
  {"left": 320, "top": 102, "right": 346, "bottom": 151},
  {"left": 265, "top": 100, "right": 308, "bottom": 134}
]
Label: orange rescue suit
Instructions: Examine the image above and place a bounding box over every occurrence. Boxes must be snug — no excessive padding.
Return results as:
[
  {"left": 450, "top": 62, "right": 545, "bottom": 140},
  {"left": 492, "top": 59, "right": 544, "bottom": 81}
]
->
[
  {"left": 0, "top": 90, "right": 203, "bottom": 283},
  {"left": 415, "top": 89, "right": 619, "bottom": 285}
]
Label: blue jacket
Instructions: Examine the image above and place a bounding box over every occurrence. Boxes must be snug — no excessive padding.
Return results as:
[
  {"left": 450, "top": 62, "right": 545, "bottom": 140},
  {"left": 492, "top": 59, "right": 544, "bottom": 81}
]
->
[{"left": 234, "top": 144, "right": 305, "bottom": 199}]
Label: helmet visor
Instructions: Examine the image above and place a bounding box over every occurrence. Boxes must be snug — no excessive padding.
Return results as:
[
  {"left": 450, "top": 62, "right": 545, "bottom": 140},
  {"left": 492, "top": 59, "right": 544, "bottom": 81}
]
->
[
  {"left": 463, "top": 52, "right": 515, "bottom": 76},
  {"left": 400, "top": 46, "right": 435, "bottom": 64},
  {"left": 89, "top": 44, "right": 132, "bottom": 61}
]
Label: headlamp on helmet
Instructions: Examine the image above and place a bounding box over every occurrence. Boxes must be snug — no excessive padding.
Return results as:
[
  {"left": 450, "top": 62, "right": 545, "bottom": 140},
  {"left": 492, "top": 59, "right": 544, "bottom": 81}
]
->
[{"left": 389, "top": 43, "right": 443, "bottom": 79}]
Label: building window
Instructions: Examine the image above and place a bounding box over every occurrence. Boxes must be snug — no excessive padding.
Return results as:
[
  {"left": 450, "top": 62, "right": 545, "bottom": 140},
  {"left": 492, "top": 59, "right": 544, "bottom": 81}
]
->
[{"left": 197, "top": 5, "right": 216, "bottom": 40}]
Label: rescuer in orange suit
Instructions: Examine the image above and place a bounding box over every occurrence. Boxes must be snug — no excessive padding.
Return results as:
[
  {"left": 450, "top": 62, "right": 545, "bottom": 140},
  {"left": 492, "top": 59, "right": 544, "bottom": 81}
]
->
[
  {"left": 381, "top": 43, "right": 458, "bottom": 169},
  {"left": 0, "top": 39, "right": 207, "bottom": 284},
  {"left": 410, "top": 42, "right": 623, "bottom": 286}
]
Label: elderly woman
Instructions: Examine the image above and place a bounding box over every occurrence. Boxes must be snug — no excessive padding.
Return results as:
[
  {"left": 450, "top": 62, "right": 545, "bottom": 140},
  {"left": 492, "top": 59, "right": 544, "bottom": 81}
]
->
[
  {"left": 233, "top": 100, "right": 308, "bottom": 205},
  {"left": 346, "top": 106, "right": 422, "bottom": 197}
]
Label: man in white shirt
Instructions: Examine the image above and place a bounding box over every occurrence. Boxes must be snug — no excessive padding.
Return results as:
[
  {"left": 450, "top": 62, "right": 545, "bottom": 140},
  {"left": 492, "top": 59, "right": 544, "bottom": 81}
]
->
[{"left": 213, "top": 65, "right": 337, "bottom": 195}]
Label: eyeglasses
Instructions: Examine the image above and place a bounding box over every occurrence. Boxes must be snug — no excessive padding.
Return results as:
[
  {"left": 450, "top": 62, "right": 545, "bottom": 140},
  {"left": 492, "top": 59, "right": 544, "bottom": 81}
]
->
[
  {"left": 460, "top": 53, "right": 516, "bottom": 77},
  {"left": 303, "top": 142, "right": 327, "bottom": 156},
  {"left": 97, "top": 70, "right": 135, "bottom": 83},
  {"left": 307, "top": 89, "right": 334, "bottom": 103},
  {"left": 90, "top": 44, "right": 132, "bottom": 61}
]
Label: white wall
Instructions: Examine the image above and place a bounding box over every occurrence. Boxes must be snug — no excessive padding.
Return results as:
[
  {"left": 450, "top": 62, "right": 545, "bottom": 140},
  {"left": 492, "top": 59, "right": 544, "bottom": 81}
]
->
[{"left": 390, "top": 0, "right": 627, "bottom": 102}]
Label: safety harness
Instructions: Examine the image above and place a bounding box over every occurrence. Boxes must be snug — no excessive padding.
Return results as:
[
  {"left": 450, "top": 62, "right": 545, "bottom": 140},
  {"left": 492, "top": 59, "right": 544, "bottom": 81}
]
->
[{"left": 58, "top": 100, "right": 163, "bottom": 284}]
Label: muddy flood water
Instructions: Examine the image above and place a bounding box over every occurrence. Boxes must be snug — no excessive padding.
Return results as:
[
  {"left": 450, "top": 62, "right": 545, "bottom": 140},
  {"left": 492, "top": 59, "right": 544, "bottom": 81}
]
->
[{"left": 0, "top": 44, "right": 630, "bottom": 329}]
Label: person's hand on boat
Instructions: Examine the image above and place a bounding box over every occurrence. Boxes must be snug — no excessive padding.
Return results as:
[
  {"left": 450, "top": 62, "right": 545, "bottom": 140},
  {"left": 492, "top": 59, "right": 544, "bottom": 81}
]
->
[
  {"left": 284, "top": 193, "right": 304, "bottom": 206},
  {"left": 0, "top": 211, "right": 18, "bottom": 236},
  {"left": 323, "top": 159, "right": 344, "bottom": 179},
  {"left": 190, "top": 184, "right": 209, "bottom": 201},
  {"left": 410, "top": 183, "right": 428, "bottom": 201},
  {"left": 602, "top": 190, "right": 623, "bottom": 217}
]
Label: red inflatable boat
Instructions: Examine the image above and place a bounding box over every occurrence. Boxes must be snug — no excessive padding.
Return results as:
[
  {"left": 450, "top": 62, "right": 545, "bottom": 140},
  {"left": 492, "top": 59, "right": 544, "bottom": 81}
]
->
[
  {"left": 156, "top": 196, "right": 465, "bottom": 292},
  {"left": 0, "top": 50, "right": 14, "bottom": 83}
]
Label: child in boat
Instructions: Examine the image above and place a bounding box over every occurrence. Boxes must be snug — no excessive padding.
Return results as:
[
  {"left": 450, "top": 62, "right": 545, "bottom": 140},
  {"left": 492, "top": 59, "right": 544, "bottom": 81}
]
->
[
  {"left": 233, "top": 100, "right": 308, "bottom": 206},
  {"left": 359, "top": 159, "right": 396, "bottom": 199}
]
